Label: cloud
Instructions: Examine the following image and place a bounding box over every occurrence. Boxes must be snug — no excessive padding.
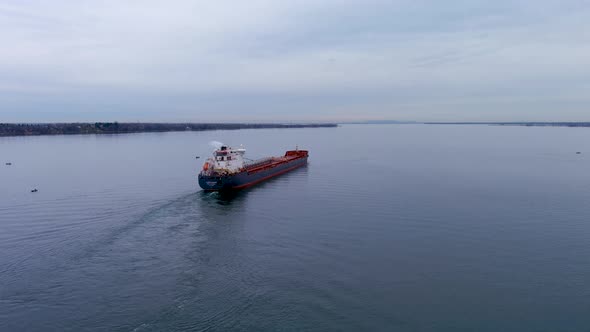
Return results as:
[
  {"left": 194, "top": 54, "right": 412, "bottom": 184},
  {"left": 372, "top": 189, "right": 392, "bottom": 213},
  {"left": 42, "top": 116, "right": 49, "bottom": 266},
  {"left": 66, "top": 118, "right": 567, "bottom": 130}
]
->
[{"left": 1, "top": 0, "right": 590, "bottom": 122}]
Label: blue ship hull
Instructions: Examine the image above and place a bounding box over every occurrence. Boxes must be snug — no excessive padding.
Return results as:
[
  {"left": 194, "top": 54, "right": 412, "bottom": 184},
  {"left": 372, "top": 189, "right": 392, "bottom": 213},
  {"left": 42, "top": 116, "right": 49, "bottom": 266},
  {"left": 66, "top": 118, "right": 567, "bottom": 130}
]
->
[{"left": 198, "top": 156, "right": 307, "bottom": 191}]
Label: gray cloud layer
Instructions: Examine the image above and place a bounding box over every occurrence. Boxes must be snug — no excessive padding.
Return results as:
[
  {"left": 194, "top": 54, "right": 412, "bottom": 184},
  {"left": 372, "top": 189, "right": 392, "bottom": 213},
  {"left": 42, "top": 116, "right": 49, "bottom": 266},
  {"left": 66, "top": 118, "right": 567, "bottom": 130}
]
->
[{"left": 1, "top": 0, "right": 589, "bottom": 122}]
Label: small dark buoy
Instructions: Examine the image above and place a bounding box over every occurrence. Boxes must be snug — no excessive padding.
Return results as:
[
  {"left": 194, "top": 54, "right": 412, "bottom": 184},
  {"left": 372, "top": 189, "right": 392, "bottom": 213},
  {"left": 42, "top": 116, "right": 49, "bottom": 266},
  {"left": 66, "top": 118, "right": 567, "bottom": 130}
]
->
[
  {"left": 576, "top": 152, "right": 582, "bottom": 154},
  {"left": 31, "top": 189, "right": 38, "bottom": 193}
]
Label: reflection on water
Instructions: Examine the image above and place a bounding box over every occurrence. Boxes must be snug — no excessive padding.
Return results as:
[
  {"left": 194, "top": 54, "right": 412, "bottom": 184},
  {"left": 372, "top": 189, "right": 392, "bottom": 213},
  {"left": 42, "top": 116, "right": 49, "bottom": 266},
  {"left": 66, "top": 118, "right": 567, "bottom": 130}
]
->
[{"left": 200, "top": 189, "right": 247, "bottom": 206}]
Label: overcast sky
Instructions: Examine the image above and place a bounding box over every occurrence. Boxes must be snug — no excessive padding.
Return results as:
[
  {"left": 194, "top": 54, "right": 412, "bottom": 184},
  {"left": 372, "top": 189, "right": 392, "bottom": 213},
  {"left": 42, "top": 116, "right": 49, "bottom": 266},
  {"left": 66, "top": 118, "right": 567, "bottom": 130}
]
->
[{"left": 1, "top": 0, "right": 589, "bottom": 122}]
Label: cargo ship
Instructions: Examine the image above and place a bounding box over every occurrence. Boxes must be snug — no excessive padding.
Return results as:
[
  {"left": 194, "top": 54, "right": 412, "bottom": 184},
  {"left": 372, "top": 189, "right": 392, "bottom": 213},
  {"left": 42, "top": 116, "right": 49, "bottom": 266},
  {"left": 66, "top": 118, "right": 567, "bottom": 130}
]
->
[{"left": 198, "top": 145, "right": 308, "bottom": 191}]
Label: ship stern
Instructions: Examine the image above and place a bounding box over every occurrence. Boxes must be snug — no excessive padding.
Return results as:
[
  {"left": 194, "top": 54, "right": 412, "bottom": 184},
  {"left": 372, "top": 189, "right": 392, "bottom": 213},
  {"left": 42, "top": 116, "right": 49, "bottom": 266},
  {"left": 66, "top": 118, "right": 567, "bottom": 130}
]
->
[{"left": 198, "top": 174, "right": 233, "bottom": 191}]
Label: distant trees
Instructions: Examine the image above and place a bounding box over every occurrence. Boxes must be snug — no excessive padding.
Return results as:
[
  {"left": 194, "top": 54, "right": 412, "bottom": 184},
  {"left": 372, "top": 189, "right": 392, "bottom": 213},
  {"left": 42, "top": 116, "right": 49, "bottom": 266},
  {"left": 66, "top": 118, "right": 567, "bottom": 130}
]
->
[{"left": 0, "top": 122, "right": 338, "bottom": 137}]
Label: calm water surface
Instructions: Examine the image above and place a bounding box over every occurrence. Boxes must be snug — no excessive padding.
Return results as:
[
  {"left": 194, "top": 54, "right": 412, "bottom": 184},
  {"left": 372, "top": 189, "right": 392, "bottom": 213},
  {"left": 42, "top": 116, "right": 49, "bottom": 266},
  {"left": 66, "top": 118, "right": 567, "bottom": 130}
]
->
[{"left": 1, "top": 124, "right": 590, "bottom": 331}]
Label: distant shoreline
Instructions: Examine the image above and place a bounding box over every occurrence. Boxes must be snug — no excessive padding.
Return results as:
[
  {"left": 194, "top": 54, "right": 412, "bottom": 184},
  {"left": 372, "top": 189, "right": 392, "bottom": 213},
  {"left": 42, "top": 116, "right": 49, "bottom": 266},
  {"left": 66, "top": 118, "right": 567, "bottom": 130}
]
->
[
  {"left": 341, "top": 121, "right": 590, "bottom": 127},
  {"left": 424, "top": 122, "right": 590, "bottom": 128},
  {"left": 0, "top": 122, "right": 338, "bottom": 137}
]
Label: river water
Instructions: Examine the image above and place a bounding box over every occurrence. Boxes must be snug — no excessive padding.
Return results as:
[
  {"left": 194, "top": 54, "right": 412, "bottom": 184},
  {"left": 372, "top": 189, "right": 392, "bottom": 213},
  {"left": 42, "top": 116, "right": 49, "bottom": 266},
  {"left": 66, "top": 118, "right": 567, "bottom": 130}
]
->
[{"left": 1, "top": 124, "right": 590, "bottom": 331}]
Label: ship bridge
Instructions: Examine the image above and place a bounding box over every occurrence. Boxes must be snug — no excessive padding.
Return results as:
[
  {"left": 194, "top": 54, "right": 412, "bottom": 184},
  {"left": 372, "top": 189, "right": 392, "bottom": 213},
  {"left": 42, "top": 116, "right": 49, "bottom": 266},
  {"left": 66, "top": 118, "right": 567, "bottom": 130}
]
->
[{"left": 206, "top": 145, "right": 246, "bottom": 174}]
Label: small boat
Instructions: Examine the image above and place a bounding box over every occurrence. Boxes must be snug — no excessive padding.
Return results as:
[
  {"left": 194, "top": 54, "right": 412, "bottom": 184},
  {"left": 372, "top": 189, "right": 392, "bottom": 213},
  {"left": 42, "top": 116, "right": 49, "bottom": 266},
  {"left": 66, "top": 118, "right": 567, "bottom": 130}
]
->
[
  {"left": 198, "top": 145, "right": 308, "bottom": 191},
  {"left": 31, "top": 189, "right": 38, "bottom": 193},
  {"left": 5, "top": 162, "right": 12, "bottom": 165}
]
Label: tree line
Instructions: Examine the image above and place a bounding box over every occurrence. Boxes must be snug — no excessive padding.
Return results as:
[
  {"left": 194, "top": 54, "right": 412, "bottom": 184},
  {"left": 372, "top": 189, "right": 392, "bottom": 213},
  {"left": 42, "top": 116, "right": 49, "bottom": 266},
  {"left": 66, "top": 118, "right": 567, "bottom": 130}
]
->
[{"left": 0, "top": 122, "right": 337, "bottom": 137}]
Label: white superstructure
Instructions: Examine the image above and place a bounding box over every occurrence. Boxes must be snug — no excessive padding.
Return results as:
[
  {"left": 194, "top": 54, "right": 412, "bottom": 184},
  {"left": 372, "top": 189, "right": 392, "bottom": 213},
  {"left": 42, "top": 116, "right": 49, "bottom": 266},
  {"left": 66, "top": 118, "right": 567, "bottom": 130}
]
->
[{"left": 202, "top": 145, "right": 246, "bottom": 174}]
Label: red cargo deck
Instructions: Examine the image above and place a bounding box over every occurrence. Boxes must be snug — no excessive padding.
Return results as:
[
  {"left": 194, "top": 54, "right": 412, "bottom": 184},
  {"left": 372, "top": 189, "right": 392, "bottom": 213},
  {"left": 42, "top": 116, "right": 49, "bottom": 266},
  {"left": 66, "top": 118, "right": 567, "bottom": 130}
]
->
[{"left": 244, "top": 150, "right": 308, "bottom": 174}]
